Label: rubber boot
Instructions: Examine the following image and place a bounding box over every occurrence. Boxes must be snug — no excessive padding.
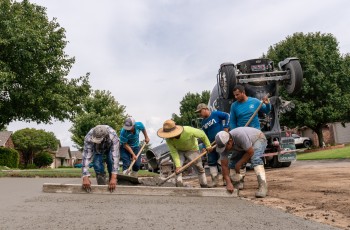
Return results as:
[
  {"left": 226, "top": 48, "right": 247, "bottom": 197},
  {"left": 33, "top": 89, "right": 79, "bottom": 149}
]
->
[
  {"left": 229, "top": 169, "right": 240, "bottom": 197},
  {"left": 239, "top": 167, "right": 246, "bottom": 190},
  {"left": 208, "top": 166, "right": 219, "bottom": 188},
  {"left": 175, "top": 173, "right": 184, "bottom": 187},
  {"left": 198, "top": 172, "right": 208, "bottom": 188},
  {"left": 254, "top": 165, "right": 268, "bottom": 198},
  {"left": 96, "top": 173, "right": 106, "bottom": 185}
]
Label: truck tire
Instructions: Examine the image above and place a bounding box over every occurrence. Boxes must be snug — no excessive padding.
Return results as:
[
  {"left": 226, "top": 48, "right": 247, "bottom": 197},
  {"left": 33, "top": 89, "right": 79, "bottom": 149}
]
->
[
  {"left": 282, "top": 161, "right": 292, "bottom": 167},
  {"left": 283, "top": 60, "right": 303, "bottom": 95},
  {"left": 218, "top": 63, "right": 236, "bottom": 99},
  {"left": 271, "top": 155, "right": 282, "bottom": 168},
  {"left": 303, "top": 140, "right": 311, "bottom": 148}
]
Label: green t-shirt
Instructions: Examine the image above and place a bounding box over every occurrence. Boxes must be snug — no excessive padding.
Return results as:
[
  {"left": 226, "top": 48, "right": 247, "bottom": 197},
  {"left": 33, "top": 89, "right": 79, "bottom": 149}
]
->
[{"left": 166, "top": 126, "right": 211, "bottom": 167}]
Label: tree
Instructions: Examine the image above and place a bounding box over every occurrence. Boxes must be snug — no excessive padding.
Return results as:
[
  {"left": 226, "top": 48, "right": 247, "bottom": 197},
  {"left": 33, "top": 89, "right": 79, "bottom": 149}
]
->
[
  {"left": 33, "top": 151, "right": 53, "bottom": 168},
  {"left": 12, "top": 128, "right": 59, "bottom": 166},
  {"left": 0, "top": 0, "right": 91, "bottom": 129},
  {"left": 173, "top": 91, "right": 210, "bottom": 126},
  {"left": 267, "top": 32, "right": 350, "bottom": 146},
  {"left": 70, "top": 90, "right": 127, "bottom": 149}
]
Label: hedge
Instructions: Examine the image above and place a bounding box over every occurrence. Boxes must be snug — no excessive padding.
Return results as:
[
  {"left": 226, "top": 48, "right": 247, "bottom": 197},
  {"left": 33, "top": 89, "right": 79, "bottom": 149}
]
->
[{"left": 0, "top": 147, "right": 20, "bottom": 168}]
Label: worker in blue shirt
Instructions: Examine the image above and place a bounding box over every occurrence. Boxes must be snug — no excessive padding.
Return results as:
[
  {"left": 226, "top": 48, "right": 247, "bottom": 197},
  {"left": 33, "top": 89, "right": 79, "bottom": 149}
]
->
[
  {"left": 229, "top": 84, "right": 271, "bottom": 190},
  {"left": 196, "top": 103, "right": 229, "bottom": 187},
  {"left": 229, "top": 84, "right": 271, "bottom": 130},
  {"left": 120, "top": 116, "right": 150, "bottom": 176}
]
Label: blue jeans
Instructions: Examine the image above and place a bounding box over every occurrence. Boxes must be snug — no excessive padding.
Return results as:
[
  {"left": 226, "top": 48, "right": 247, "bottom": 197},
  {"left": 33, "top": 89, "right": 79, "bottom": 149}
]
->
[
  {"left": 92, "top": 152, "right": 114, "bottom": 176},
  {"left": 229, "top": 138, "right": 267, "bottom": 169},
  {"left": 120, "top": 145, "right": 141, "bottom": 171},
  {"left": 208, "top": 148, "right": 220, "bottom": 166}
]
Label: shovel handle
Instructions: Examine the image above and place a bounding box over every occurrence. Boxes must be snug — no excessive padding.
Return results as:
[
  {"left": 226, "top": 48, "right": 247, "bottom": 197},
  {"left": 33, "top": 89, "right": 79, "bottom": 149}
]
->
[
  {"left": 158, "top": 144, "right": 217, "bottom": 186},
  {"left": 126, "top": 142, "right": 146, "bottom": 172},
  {"left": 244, "top": 93, "right": 270, "bottom": 127}
]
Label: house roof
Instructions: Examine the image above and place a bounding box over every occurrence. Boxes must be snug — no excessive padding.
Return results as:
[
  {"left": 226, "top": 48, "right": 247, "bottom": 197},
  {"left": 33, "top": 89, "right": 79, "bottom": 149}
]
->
[
  {"left": 0, "top": 131, "right": 13, "bottom": 147},
  {"left": 71, "top": 150, "right": 82, "bottom": 160},
  {"left": 56, "top": 146, "right": 71, "bottom": 159}
]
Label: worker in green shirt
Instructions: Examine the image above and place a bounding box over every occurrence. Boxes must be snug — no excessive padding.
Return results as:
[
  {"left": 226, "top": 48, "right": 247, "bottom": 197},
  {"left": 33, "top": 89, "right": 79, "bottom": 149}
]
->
[{"left": 157, "top": 119, "right": 213, "bottom": 187}]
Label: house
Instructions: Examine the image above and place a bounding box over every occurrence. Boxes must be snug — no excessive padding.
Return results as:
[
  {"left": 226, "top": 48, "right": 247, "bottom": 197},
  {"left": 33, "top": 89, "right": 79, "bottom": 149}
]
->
[
  {"left": 52, "top": 146, "right": 72, "bottom": 168},
  {"left": 295, "top": 122, "right": 350, "bottom": 146},
  {"left": 71, "top": 150, "right": 82, "bottom": 166},
  {"left": 0, "top": 131, "right": 14, "bottom": 148}
]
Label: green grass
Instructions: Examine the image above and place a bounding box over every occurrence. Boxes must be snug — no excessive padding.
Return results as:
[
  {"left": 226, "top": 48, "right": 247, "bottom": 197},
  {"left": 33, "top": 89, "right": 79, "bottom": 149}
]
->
[
  {"left": 297, "top": 146, "right": 350, "bottom": 160},
  {"left": 0, "top": 167, "right": 157, "bottom": 178}
]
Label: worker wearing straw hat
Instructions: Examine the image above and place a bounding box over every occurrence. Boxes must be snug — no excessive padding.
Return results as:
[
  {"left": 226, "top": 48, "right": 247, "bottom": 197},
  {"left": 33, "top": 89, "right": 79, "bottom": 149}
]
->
[{"left": 157, "top": 119, "right": 213, "bottom": 187}]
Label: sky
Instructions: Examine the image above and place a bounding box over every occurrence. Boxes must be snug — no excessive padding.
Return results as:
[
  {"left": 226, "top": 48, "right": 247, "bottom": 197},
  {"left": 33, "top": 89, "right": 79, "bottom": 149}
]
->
[{"left": 7, "top": 0, "right": 350, "bottom": 150}]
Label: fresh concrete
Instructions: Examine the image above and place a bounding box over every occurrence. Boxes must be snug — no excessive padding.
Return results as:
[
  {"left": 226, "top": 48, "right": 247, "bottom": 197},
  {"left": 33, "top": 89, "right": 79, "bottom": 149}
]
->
[{"left": 43, "top": 183, "right": 238, "bottom": 197}]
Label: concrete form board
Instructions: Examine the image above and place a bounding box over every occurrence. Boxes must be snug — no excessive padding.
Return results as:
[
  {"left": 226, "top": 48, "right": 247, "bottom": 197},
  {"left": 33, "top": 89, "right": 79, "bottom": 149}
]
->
[{"left": 43, "top": 183, "right": 237, "bottom": 198}]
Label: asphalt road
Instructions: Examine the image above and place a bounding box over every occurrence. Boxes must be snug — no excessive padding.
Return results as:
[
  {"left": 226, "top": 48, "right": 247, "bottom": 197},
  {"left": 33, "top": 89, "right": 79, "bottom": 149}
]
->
[{"left": 0, "top": 178, "right": 338, "bottom": 230}]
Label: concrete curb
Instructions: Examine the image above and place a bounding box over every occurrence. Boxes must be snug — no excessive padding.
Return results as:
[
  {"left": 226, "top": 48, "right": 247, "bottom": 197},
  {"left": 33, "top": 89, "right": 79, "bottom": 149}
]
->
[{"left": 42, "top": 183, "right": 237, "bottom": 198}]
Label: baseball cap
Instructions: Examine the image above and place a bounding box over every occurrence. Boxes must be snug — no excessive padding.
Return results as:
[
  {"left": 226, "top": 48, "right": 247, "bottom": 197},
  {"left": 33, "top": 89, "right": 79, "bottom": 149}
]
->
[
  {"left": 215, "top": 131, "right": 230, "bottom": 153},
  {"left": 91, "top": 125, "right": 108, "bottom": 144},
  {"left": 123, "top": 117, "right": 135, "bottom": 130},
  {"left": 195, "top": 103, "right": 208, "bottom": 113}
]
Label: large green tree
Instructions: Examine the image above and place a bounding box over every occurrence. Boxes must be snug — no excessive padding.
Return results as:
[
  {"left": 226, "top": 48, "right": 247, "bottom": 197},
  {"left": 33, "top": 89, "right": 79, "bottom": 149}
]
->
[
  {"left": 267, "top": 32, "right": 350, "bottom": 146},
  {"left": 70, "top": 90, "right": 127, "bottom": 149},
  {"left": 173, "top": 90, "right": 210, "bottom": 126},
  {"left": 0, "top": 0, "right": 91, "bottom": 129},
  {"left": 12, "top": 128, "right": 59, "bottom": 166}
]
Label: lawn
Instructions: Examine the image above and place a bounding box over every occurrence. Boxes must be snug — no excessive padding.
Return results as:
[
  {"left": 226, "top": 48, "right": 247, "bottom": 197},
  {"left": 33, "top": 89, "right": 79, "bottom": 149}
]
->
[
  {"left": 297, "top": 146, "right": 350, "bottom": 160},
  {"left": 0, "top": 167, "right": 157, "bottom": 178}
]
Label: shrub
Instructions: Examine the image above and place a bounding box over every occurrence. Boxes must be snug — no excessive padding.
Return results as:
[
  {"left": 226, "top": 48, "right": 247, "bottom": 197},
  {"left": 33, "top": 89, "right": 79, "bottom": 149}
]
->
[
  {"left": 0, "top": 147, "right": 19, "bottom": 168},
  {"left": 33, "top": 151, "right": 53, "bottom": 168}
]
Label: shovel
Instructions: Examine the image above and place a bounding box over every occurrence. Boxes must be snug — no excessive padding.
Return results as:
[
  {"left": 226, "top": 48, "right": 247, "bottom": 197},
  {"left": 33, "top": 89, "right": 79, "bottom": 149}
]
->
[
  {"left": 158, "top": 144, "right": 217, "bottom": 186},
  {"left": 123, "top": 142, "right": 147, "bottom": 176}
]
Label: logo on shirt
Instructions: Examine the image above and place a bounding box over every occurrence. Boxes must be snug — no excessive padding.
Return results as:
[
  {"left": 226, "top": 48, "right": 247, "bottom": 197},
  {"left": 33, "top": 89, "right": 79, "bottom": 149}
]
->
[
  {"left": 203, "top": 119, "right": 217, "bottom": 129},
  {"left": 249, "top": 104, "right": 255, "bottom": 109}
]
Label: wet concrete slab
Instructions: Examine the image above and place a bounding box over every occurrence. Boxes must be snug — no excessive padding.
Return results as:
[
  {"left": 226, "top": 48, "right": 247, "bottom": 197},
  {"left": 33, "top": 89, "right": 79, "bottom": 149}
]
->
[{"left": 43, "top": 183, "right": 237, "bottom": 197}]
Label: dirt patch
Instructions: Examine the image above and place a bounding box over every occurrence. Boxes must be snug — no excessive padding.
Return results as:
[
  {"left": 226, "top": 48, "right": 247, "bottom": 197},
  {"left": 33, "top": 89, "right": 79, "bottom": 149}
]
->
[{"left": 181, "top": 159, "right": 350, "bottom": 229}]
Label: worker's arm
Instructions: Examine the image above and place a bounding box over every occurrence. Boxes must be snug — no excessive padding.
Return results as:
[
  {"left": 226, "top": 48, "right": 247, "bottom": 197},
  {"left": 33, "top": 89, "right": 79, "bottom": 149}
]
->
[
  {"left": 82, "top": 138, "right": 93, "bottom": 192},
  {"left": 123, "top": 143, "right": 137, "bottom": 161},
  {"left": 142, "top": 129, "right": 150, "bottom": 144},
  {"left": 218, "top": 111, "right": 230, "bottom": 131},
  {"left": 108, "top": 133, "right": 120, "bottom": 192},
  {"left": 260, "top": 96, "right": 271, "bottom": 114},
  {"left": 221, "top": 158, "right": 234, "bottom": 193},
  {"left": 166, "top": 140, "right": 181, "bottom": 170},
  {"left": 191, "top": 127, "right": 212, "bottom": 152},
  {"left": 235, "top": 147, "right": 254, "bottom": 173}
]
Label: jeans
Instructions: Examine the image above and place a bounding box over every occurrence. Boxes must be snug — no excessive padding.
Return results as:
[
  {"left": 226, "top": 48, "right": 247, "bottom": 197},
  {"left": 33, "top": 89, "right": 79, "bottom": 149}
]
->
[
  {"left": 229, "top": 138, "right": 267, "bottom": 169},
  {"left": 92, "top": 151, "right": 114, "bottom": 176},
  {"left": 208, "top": 148, "right": 220, "bottom": 166},
  {"left": 120, "top": 145, "right": 141, "bottom": 171}
]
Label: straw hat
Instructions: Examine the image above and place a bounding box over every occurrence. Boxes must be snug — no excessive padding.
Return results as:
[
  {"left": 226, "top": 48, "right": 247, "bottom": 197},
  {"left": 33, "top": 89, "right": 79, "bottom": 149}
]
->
[{"left": 157, "top": 120, "right": 184, "bottom": 138}]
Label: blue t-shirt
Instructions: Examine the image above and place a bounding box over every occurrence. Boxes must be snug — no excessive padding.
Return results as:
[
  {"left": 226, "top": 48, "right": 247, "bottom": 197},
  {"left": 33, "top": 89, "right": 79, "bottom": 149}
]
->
[
  {"left": 229, "top": 97, "right": 271, "bottom": 130},
  {"left": 201, "top": 110, "right": 230, "bottom": 142},
  {"left": 119, "top": 122, "right": 145, "bottom": 147}
]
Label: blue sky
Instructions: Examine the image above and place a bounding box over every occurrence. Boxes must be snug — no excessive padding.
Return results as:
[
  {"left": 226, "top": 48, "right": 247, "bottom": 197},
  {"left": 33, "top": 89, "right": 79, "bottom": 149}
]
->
[{"left": 8, "top": 0, "right": 350, "bottom": 149}]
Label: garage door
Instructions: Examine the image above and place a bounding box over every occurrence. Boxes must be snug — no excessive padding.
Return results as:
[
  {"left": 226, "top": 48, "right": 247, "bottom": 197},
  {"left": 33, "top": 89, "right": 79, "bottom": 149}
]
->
[{"left": 334, "top": 122, "right": 350, "bottom": 144}]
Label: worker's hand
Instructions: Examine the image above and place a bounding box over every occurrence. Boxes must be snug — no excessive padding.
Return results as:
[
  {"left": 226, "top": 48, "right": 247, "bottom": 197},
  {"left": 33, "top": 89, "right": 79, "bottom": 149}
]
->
[
  {"left": 224, "top": 128, "right": 229, "bottom": 132},
  {"left": 206, "top": 146, "right": 213, "bottom": 153},
  {"left": 175, "top": 167, "right": 181, "bottom": 174},
  {"left": 145, "top": 137, "right": 150, "bottom": 144},
  {"left": 82, "top": 176, "right": 91, "bottom": 193},
  {"left": 108, "top": 174, "right": 117, "bottom": 192},
  {"left": 262, "top": 95, "right": 270, "bottom": 104},
  {"left": 132, "top": 154, "right": 137, "bottom": 161},
  {"left": 226, "top": 181, "right": 234, "bottom": 193}
]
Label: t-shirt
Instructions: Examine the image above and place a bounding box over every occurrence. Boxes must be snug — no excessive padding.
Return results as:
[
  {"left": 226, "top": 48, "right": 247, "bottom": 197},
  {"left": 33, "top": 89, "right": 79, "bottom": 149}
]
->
[
  {"left": 166, "top": 126, "right": 211, "bottom": 167},
  {"left": 201, "top": 110, "right": 229, "bottom": 142},
  {"left": 220, "top": 127, "right": 264, "bottom": 160},
  {"left": 119, "top": 122, "right": 145, "bottom": 147},
  {"left": 229, "top": 97, "right": 271, "bottom": 130}
]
